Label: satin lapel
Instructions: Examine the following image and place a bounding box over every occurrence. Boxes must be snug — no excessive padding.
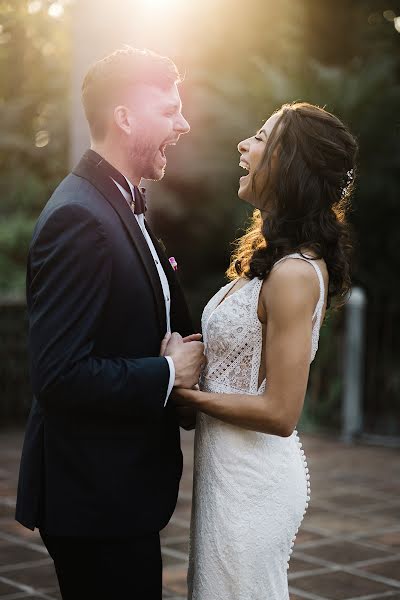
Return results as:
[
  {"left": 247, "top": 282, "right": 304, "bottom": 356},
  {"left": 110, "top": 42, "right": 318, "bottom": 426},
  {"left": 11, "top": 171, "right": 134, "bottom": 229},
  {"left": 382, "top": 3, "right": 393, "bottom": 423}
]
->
[
  {"left": 73, "top": 153, "right": 166, "bottom": 335},
  {"left": 144, "top": 222, "right": 194, "bottom": 337}
]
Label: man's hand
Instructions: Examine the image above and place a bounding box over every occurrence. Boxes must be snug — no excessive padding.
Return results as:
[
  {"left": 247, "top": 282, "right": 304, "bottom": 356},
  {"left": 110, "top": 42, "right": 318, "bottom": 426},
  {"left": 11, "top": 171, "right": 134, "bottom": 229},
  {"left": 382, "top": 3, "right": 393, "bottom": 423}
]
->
[
  {"left": 160, "top": 332, "right": 205, "bottom": 389},
  {"left": 160, "top": 332, "right": 203, "bottom": 356}
]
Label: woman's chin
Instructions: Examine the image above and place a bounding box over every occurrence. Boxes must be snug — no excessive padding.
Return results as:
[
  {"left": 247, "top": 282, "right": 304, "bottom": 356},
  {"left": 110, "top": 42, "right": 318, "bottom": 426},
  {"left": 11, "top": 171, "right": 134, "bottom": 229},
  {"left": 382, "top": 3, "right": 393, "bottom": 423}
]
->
[
  {"left": 238, "top": 186, "right": 255, "bottom": 206},
  {"left": 238, "top": 179, "right": 250, "bottom": 201}
]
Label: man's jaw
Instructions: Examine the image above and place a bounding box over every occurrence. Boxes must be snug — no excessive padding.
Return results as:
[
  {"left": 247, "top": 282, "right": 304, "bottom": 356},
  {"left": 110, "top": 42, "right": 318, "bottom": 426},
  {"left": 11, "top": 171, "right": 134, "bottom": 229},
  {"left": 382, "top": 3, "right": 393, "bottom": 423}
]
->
[{"left": 133, "top": 138, "right": 181, "bottom": 182}]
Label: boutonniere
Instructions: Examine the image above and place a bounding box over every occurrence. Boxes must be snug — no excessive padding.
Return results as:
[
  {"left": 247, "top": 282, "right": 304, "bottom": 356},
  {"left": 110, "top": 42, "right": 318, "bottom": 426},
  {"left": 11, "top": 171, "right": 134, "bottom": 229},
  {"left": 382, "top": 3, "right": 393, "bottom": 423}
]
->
[
  {"left": 157, "top": 238, "right": 178, "bottom": 271},
  {"left": 169, "top": 256, "right": 178, "bottom": 271}
]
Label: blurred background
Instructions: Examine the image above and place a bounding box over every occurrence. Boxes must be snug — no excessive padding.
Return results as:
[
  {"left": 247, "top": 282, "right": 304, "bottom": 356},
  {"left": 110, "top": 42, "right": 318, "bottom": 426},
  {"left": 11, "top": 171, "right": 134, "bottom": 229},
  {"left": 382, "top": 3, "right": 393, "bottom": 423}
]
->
[
  {"left": 1, "top": 0, "right": 400, "bottom": 440},
  {"left": 0, "top": 3, "right": 400, "bottom": 598}
]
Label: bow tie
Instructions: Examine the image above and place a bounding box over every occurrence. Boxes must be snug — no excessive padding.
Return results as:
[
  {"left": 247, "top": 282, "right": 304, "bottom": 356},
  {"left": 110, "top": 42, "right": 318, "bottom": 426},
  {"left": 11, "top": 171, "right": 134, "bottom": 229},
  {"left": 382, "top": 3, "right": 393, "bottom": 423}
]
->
[{"left": 87, "top": 149, "right": 147, "bottom": 215}]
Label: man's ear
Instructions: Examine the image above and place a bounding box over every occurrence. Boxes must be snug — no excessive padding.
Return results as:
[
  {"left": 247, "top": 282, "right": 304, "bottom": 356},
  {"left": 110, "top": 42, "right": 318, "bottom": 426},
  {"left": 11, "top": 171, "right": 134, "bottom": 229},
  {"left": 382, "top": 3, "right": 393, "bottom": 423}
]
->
[{"left": 114, "top": 105, "right": 132, "bottom": 135}]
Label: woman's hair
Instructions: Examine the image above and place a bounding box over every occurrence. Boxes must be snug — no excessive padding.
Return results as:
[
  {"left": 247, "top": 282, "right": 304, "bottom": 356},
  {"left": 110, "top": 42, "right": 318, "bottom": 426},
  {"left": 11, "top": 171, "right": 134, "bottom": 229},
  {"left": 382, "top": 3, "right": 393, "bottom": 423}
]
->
[{"left": 227, "top": 102, "right": 358, "bottom": 309}]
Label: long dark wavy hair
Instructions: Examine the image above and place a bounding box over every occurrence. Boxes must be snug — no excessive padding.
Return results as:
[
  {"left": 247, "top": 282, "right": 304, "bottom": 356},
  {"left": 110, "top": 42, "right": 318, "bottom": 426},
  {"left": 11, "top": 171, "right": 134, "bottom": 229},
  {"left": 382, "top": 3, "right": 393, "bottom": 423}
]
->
[{"left": 227, "top": 102, "right": 358, "bottom": 310}]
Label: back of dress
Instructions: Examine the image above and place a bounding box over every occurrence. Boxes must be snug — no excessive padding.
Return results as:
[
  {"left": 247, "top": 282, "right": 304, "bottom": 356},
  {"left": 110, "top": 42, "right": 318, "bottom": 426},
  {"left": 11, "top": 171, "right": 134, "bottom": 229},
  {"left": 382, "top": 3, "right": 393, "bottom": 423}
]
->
[{"left": 188, "top": 253, "right": 325, "bottom": 600}]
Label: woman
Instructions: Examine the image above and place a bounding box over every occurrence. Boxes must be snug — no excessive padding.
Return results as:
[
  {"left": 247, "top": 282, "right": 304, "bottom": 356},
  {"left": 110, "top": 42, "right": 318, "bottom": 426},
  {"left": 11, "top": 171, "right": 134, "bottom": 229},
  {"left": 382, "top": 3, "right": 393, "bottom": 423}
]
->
[{"left": 174, "top": 102, "right": 358, "bottom": 599}]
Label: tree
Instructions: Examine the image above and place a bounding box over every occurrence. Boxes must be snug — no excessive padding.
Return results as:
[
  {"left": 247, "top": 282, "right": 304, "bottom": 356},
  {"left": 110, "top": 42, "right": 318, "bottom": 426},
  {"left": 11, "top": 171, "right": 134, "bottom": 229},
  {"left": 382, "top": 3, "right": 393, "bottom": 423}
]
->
[{"left": 0, "top": 0, "right": 70, "bottom": 294}]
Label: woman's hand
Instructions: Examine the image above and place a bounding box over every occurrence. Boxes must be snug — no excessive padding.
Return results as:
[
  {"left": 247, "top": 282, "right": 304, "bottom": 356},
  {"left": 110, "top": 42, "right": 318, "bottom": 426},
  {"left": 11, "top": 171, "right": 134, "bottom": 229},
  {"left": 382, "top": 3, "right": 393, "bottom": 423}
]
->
[
  {"left": 173, "top": 384, "right": 202, "bottom": 429},
  {"left": 172, "top": 387, "right": 203, "bottom": 406}
]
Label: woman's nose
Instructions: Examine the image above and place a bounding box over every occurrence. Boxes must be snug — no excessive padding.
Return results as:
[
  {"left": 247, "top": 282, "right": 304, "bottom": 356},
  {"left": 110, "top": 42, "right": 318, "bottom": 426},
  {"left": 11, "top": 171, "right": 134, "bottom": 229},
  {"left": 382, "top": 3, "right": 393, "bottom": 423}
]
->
[{"left": 237, "top": 138, "right": 248, "bottom": 153}]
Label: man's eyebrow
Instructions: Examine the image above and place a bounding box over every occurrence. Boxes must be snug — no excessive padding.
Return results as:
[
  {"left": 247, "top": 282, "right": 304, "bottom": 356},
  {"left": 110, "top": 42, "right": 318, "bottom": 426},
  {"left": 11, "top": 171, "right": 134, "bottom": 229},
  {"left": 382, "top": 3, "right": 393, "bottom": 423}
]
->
[{"left": 165, "top": 102, "right": 181, "bottom": 111}]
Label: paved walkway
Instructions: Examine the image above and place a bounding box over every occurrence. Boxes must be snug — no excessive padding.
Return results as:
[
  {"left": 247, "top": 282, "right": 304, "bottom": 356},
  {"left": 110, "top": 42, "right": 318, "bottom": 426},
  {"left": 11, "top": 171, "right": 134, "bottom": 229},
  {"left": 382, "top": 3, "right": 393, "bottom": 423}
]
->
[{"left": 0, "top": 428, "right": 399, "bottom": 599}]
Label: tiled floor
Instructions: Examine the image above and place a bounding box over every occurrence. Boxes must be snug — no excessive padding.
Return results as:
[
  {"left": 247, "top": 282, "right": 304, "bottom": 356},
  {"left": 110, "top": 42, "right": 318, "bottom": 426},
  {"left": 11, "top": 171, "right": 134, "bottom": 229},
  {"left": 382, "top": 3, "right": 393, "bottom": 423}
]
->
[{"left": 0, "top": 428, "right": 399, "bottom": 599}]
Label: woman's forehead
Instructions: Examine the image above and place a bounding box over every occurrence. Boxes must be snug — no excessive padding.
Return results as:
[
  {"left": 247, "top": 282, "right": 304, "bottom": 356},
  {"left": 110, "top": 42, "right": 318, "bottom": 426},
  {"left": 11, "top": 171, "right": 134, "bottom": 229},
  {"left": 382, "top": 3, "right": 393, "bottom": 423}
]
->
[{"left": 261, "top": 112, "right": 282, "bottom": 137}]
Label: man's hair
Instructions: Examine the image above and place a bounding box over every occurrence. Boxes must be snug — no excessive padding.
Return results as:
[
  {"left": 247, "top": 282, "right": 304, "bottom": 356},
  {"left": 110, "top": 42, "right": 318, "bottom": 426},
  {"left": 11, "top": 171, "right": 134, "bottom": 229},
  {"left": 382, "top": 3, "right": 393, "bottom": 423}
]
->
[{"left": 82, "top": 46, "right": 181, "bottom": 141}]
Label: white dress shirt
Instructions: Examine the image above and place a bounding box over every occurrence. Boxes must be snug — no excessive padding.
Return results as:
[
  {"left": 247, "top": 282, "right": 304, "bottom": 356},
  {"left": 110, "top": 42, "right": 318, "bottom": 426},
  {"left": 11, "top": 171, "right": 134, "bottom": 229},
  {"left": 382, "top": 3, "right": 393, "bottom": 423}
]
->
[{"left": 111, "top": 178, "right": 175, "bottom": 406}]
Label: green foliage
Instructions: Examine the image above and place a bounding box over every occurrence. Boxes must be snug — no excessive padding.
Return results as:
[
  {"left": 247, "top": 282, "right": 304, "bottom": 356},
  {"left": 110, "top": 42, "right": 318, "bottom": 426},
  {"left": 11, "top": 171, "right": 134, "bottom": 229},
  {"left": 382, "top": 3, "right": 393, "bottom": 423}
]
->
[
  {"left": 0, "top": 213, "right": 36, "bottom": 294},
  {"left": 0, "top": 0, "right": 399, "bottom": 431},
  {"left": 0, "top": 0, "right": 70, "bottom": 297},
  {"left": 301, "top": 311, "right": 344, "bottom": 432}
]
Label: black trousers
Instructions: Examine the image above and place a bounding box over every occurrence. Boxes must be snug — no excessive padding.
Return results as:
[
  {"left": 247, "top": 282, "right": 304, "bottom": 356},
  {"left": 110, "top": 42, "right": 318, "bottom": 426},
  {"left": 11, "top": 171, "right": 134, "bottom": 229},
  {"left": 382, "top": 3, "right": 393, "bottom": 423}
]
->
[{"left": 40, "top": 530, "right": 163, "bottom": 600}]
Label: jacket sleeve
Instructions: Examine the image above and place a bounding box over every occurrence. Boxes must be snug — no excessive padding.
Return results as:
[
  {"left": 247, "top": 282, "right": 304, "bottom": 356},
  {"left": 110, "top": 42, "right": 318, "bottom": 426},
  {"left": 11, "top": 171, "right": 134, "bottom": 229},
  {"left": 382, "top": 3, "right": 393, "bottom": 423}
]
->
[{"left": 27, "top": 202, "right": 169, "bottom": 419}]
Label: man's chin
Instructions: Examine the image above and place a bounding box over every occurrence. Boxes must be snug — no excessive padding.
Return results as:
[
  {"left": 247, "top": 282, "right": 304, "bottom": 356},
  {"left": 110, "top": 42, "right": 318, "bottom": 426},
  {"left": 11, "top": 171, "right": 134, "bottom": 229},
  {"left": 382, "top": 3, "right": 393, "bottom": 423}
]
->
[{"left": 143, "top": 166, "right": 166, "bottom": 182}]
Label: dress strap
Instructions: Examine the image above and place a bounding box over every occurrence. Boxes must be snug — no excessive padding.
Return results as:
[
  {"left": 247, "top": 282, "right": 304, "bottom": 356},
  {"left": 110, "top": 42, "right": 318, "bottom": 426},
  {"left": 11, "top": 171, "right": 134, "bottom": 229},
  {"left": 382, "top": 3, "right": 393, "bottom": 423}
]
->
[{"left": 273, "top": 253, "right": 325, "bottom": 328}]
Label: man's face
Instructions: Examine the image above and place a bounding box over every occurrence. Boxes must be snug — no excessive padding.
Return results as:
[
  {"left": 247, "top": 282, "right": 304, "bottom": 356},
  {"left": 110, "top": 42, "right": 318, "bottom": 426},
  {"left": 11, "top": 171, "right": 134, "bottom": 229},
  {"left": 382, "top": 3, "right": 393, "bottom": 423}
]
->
[{"left": 123, "top": 82, "right": 190, "bottom": 181}]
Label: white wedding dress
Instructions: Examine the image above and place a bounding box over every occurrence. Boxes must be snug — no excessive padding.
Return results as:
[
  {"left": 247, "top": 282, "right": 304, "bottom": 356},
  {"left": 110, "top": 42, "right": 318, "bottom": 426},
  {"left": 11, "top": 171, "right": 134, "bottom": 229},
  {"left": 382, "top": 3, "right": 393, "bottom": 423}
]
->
[{"left": 188, "top": 253, "right": 325, "bottom": 600}]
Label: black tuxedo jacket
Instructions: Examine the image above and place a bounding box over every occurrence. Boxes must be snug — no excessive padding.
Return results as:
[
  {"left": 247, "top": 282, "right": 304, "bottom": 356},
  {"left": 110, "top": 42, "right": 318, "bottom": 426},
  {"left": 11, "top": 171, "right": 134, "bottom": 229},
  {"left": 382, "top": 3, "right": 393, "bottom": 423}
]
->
[{"left": 15, "top": 150, "right": 193, "bottom": 537}]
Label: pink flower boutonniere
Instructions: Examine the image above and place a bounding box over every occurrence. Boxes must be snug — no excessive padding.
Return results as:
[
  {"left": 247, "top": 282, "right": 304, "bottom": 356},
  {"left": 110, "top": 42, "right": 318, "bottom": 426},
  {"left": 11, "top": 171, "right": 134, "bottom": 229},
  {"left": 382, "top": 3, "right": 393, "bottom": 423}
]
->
[{"left": 169, "top": 256, "right": 178, "bottom": 271}]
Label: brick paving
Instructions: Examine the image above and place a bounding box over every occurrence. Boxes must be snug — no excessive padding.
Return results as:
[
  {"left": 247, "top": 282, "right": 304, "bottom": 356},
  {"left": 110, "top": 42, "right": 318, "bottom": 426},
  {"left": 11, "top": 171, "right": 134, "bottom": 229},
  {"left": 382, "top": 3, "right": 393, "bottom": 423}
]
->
[{"left": 0, "top": 428, "right": 399, "bottom": 599}]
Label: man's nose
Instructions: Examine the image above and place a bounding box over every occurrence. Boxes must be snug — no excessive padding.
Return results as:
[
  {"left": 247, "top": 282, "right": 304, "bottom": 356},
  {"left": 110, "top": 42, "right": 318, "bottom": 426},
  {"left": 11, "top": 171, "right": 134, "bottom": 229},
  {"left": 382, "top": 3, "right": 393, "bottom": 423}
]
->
[{"left": 176, "top": 114, "right": 190, "bottom": 135}]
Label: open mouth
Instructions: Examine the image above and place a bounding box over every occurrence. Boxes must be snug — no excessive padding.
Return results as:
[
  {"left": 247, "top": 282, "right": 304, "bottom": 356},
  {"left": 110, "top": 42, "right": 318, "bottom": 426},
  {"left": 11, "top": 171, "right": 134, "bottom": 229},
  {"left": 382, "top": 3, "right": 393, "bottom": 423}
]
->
[
  {"left": 159, "top": 140, "right": 178, "bottom": 161},
  {"left": 239, "top": 159, "right": 250, "bottom": 181}
]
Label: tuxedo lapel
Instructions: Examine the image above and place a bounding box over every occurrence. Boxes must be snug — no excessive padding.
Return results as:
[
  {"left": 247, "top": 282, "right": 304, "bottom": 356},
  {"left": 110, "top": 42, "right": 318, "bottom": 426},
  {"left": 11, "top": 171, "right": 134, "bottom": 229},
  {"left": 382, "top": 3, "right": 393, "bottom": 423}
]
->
[
  {"left": 145, "top": 223, "right": 193, "bottom": 337},
  {"left": 73, "top": 151, "right": 166, "bottom": 335}
]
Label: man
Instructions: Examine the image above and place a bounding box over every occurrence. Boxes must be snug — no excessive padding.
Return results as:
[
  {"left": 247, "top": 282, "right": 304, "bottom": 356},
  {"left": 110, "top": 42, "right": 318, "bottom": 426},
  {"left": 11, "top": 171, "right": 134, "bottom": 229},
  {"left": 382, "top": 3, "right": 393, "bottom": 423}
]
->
[{"left": 15, "top": 47, "right": 204, "bottom": 600}]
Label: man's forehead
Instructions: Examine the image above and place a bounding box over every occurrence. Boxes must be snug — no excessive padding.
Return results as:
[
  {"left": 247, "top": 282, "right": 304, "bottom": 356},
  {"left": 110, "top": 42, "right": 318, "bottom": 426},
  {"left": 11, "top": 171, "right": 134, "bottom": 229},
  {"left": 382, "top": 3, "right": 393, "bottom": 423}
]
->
[{"left": 128, "top": 81, "right": 182, "bottom": 108}]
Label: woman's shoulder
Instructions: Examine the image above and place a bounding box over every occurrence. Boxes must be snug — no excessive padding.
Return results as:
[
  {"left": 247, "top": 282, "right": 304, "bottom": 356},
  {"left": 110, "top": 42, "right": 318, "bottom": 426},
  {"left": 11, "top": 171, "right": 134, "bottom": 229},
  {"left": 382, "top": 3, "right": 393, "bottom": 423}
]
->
[
  {"left": 259, "top": 254, "right": 323, "bottom": 315},
  {"left": 273, "top": 251, "right": 327, "bottom": 283},
  {"left": 271, "top": 256, "right": 320, "bottom": 286}
]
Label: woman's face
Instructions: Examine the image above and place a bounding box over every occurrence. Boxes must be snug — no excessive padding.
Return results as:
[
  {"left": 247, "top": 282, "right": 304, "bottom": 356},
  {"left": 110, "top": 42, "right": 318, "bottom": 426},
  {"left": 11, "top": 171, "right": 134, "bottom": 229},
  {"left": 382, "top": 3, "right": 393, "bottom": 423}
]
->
[{"left": 237, "top": 112, "right": 281, "bottom": 210}]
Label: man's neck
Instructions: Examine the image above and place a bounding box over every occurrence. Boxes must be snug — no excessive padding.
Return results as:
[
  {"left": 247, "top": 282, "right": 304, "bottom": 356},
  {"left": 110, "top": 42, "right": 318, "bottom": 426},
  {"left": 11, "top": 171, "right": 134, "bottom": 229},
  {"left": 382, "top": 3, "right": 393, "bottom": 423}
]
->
[{"left": 90, "top": 143, "right": 141, "bottom": 187}]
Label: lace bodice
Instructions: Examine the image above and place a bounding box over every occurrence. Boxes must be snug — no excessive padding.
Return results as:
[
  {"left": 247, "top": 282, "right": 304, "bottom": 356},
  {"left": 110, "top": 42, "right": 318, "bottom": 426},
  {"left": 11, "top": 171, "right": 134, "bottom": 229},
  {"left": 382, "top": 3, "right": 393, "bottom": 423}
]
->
[{"left": 200, "top": 253, "right": 325, "bottom": 396}]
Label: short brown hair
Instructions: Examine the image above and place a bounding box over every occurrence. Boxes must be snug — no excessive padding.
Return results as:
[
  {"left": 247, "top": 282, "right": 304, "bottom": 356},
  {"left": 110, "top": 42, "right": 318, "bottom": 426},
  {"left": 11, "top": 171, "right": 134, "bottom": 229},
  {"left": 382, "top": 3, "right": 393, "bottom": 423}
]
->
[{"left": 82, "top": 46, "right": 181, "bottom": 141}]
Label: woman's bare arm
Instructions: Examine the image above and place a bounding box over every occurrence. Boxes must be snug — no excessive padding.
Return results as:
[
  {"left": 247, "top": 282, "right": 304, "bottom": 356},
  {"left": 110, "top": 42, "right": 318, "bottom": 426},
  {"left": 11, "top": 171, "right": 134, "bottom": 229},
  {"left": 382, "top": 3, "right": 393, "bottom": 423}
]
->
[{"left": 173, "top": 259, "right": 321, "bottom": 436}]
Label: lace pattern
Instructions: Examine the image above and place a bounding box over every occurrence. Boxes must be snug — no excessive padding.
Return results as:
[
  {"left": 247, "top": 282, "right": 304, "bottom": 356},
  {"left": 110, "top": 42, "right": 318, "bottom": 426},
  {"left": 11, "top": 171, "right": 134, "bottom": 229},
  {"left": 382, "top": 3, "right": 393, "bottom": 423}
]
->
[
  {"left": 201, "top": 277, "right": 265, "bottom": 395},
  {"left": 189, "top": 253, "right": 324, "bottom": 600},
  {"left": 201, "top": 253, "right": 324, "bottom": 396}
]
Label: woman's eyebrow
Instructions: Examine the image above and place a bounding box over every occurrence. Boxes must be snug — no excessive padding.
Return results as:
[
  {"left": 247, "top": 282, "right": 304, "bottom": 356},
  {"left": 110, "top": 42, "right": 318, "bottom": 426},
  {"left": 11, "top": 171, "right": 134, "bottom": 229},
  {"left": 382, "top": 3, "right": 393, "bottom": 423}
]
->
[{"left": 259, "top": 129, "right": 267, "bottom": 139}]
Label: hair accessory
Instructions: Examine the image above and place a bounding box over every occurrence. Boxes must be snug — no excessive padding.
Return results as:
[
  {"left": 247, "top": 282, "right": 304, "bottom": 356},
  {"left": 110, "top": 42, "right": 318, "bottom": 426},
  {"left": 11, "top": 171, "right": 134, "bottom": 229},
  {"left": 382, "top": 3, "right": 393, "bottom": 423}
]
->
[{"left": 341, "top": 168, "right": 354, "bottom": 198}]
